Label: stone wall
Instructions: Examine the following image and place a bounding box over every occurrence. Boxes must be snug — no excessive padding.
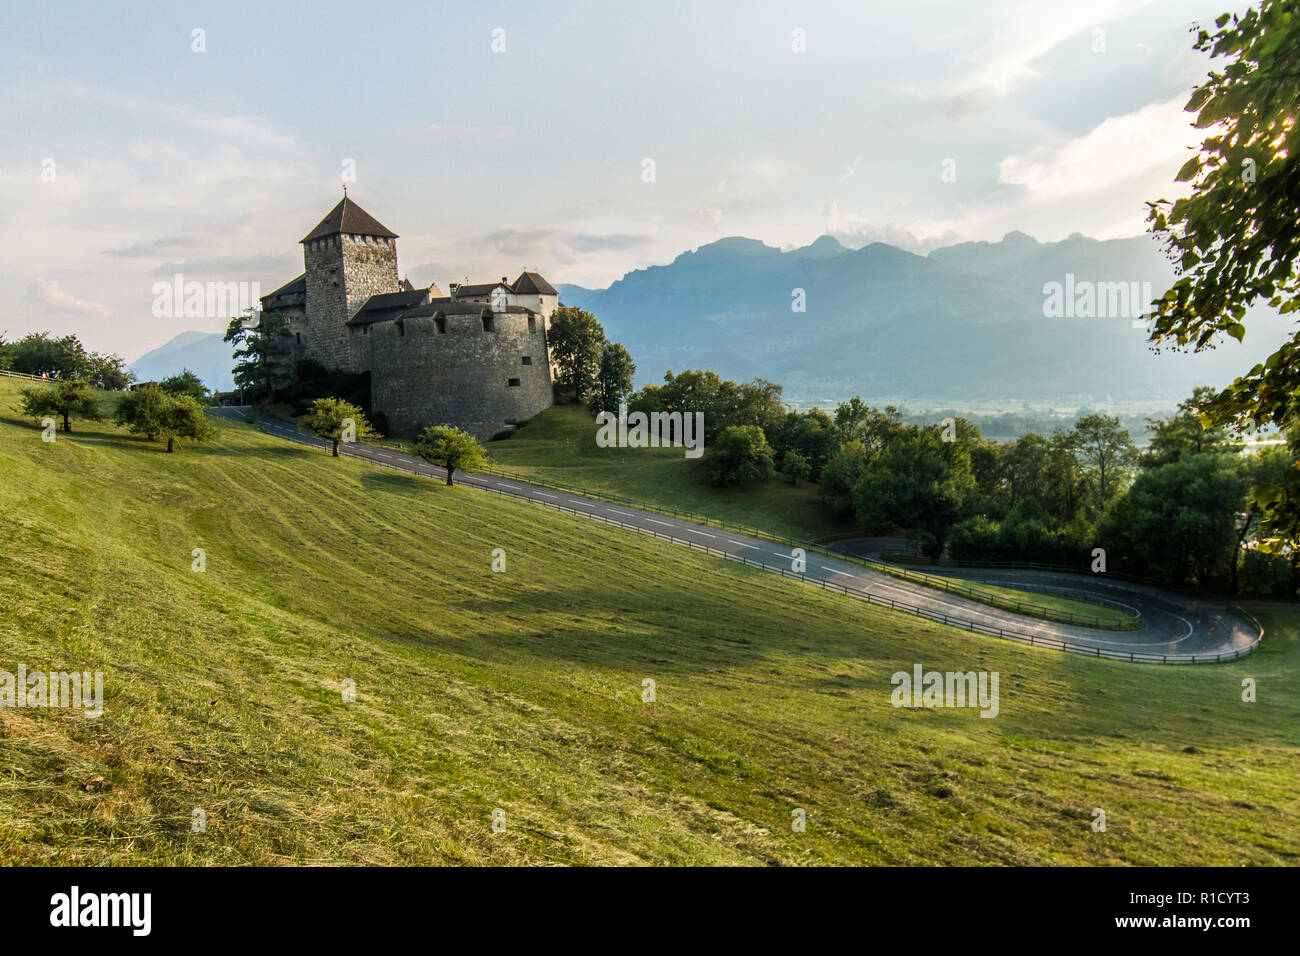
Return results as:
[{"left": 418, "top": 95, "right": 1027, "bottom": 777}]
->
[
  {"left": 360, "top": 309, "right": 553, "bottom": 438},
  {"left": 302, "top": 234, "right": 399, "bottom": 372},
  {"left": 276, "top": 306, "right": 309, "bottom": 365}
]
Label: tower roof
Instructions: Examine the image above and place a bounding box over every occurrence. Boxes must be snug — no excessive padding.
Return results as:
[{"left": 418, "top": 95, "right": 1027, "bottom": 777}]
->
[
  {"left": 300, "top": 196, "right": 399, "bottom": 243},
  {"left": 512, "top": 271, "right": 557, "bottom": 295}
]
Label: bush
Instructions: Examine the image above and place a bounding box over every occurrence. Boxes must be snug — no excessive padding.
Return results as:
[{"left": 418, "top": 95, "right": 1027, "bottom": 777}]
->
[
  {"left": 780, "top": 449, "right": 811, "bottom": 484},
  {"left": 706, "top": 425, "right": 775, "bottom": 486}
]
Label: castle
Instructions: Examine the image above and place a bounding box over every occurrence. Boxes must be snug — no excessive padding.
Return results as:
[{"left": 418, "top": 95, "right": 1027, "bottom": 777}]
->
[{"left": 260, "top": 195, "right": 558, "bottom": 438}]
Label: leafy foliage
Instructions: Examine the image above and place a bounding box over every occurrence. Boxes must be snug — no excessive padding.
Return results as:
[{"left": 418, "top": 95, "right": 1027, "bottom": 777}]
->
[
  {"left": 706, "top": 425, "right": 775, "bottom": 486},
  {"left": 4, "top": 331, "right": 131, "bottom": 388},
  {"left": 19, "top": 379, "right": 103, "bottom": 433},
  {"left": 590, "top": 342, "right": 636, "bottom": 415},
  {"left": 852, "top": 427, "right": 976, "bottom": 558},
  {"left": 547, "top": 307, "right": 607, "bottom": 401},
  {"left": 411, "top": 425, "right": 488, "bottom": 485},
  {"left": 115, "top": 384, "right": 169, "bottom": 441},
  {"left": 223, "top": 309, "right": 294, "bottom": 402},
  {"left": 302, "top": 397, "right": 380, "bottom": 457},
  {"left": 1143, "top": 386, "right": 1230, "bottom": 466},
  {"left": 1146, "top": 1, "right": 1300, "bottom": 549},
  {"left": 157, "top": 369, "right": 211, "bottom": 403},
  {"left": 780, "top": 449, "right": 811, "bottom": 484},
  {"left": 630, "top": 370, "right": 785, "bottom": 444},
  {"left": 116, "top": 384, "right": 215, "bottom": 452},
  {"left": 156, "top": 393, "right": 215, "bottom": 453}
]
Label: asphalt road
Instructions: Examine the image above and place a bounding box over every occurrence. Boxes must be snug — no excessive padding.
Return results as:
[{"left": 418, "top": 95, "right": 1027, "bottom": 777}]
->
[{"left": 211, "top": 407, "right": 1261, "bottom": 663}]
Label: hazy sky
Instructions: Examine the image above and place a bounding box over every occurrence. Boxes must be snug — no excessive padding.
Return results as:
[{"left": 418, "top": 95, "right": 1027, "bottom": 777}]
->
[{"left": 0, "top": 0, "right": 1240, "bottom": 359}]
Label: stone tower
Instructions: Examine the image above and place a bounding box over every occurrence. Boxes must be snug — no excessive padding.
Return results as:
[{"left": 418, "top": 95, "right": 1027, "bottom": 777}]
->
[{"left": 300, "top": 195, "right": 401, "bottom": 372}]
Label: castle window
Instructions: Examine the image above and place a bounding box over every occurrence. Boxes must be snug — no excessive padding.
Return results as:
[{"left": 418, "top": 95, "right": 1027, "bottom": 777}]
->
[
  {"left": 528, "top": 316, "right": 536, "bottom": 333},
  {"left": 508, "top": 378, "right": 521, "bottom": 387},
  {"left": 521, "top": 356, "right": 532, "bottom": 366},
  {"left": 295, "top": 333, "right": 301, "bottom": 344},
  {"left": 482, "top": 314, "right": 494, "bottom": 332},
  {"left": 396, "top": 320, "right": 405, "bottom": 337},
  {"left": 435, "top": 315, "right": 447, "bottom": 334}
]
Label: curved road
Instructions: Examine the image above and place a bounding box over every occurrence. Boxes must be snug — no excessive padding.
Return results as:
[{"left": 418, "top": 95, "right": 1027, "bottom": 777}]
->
[{"left": 212, "top": 408, "right": 1260, "bottom": 663}]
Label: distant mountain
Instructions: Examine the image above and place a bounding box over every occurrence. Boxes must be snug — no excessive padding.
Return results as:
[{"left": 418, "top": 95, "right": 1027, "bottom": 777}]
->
[
  {"left": 130, "top": 331, "right": 235, "bottom": 392},
  {"left": 556, "top": 283, "right": 596, "bottom": 303},
  {"left": 558, "top": 232, "right": 1294, "bottom": 406},
  {"left": 928, "top": 230, "right": 1174, "bottom": 293}
]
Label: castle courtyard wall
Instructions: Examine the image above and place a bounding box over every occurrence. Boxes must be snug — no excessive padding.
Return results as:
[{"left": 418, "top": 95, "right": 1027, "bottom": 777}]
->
[{"left": 360, "top": 310, "right": 553, "bottom": 438}]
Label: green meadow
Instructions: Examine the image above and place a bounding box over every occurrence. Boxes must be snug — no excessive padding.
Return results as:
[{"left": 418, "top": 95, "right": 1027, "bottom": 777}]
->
[
  {"left": 0, "top": 378, "right": 1296, "bottom": 865},
  {"left": 481, "top": 404, "right": 845, "bottom": 541}
]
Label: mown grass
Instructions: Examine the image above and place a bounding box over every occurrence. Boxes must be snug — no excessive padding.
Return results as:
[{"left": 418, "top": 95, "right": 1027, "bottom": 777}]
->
[
  {"left": 937, "top": 580, "right": 1138, "bottom": 629},
  {"left": 481, "top": 404, "right": 847, "bottom": 541},
  {"left": 0, "top": 377, "right": 1297, "bottom": 866}
]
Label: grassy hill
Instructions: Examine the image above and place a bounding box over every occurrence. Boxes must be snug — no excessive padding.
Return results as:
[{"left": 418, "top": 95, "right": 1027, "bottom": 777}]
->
[
  {"left": 481, "top": 403, "right": 847, "bottom": 541},
  {"left": 1, "top": 377, "right": 1297, "bottom": 865}
]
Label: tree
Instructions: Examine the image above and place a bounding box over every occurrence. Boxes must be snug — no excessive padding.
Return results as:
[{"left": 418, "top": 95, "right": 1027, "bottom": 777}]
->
[
  {"left": 997, "top": 433, "right": 1052, "bottom": 510},
  {"left": 706, "top": 425, "right": 775, "bottom": 486},
  {"left": 1041, "top": 429, "right": 1088, "bottom": 521},
  {"left": 224, "top": 309, "right": 294, "bottom": 403},
  {"left": 768, "top": 408, "right": 838, "bottom": 480},
  {"left": 1232, "top": 444, "right": 1293, "bottom": 593},
  {"left": 157, "top": 394, "right": 215, "bottom": 453},
  {"left": 833, "top": 398, "right": 902, "bottom": 453},
  {"left": 820, "top": 439, "right": 869, "bottom": 515},
  {"left": 718, "top": 378, "right": 786, "bottom": 437},
  {"left": 780, "top": 449, "right": 811, "bottom": 485},
  {"left": 590, "top": 342, "right": 636, "bottom": 414},
  {"left": 1102, "top": 453, "right": 1244, "bottom": 587},
  {"left": 636, "top": 370, "right": 787, "bottom": 443},
  {"left": 19, "top": 379, "right": 102, "bottom": 433},
  {"left": 1144, "top": 386, "right": 1230, "bottom": 467},
  {"left": 158, "top": 369, "right": 210, "bottom": 403},
  {"left": 301, "top": 397, "right": 380, "bottom": 457},
  {"left": 7, "top": 332, "right": 89, "bottom": 379},
  {"left": 547, "top": 307, "right": 606, "bottom": 402},
  {"left": 115, "top": 384, "right": 169, "bottom": 441},
  {"left": 85, "top": 351, "right": 133, "bottom": 390},
  {"left": 1146, "top": 1, "right": 1300, "bottom": 548},
  {"left": 1066, "top": 414, "right": 1138, "bottom": 512},
  {"left": 411, "top": 425, "right": 488, "bottom": 485},
  {"left": 852, "top": 427, "right": 976, "bottom": 558}
]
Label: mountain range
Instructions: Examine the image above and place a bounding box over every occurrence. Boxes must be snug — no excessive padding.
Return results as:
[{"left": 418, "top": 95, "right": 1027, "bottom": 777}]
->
[
  {"left": 558, "top": 231, "right": 1293, "bottom": 406},
  {"left": 132, "top": 230, "right": 1295, "bottom": 407}
]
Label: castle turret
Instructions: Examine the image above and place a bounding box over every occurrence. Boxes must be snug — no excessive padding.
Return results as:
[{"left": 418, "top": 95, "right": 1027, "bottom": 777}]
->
[{"left": 300, "top": 195, "right": 400, "bottom": 372}]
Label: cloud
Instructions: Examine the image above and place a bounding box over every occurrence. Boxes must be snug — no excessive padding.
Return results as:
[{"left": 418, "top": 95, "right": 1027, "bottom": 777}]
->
[
  {"left": 152, "top": 254, "right": 297, "bottom": 280},
  {"left": 23, "top": 279, "right": 112, "bottom": 317},
  {"left": 997, "top": 94, "right": 1198, "bottom": 197},
  {"left": 900, "top": 0, "right": 1152, "bottom": 104},
  {"left": 837, "top": 155, "right": 864, "bottom": 183},
  {"left": 484, "top": 224, "right": 554, "bottom": 258},
  {"left": 101, "top": 237, "right": 200, "bottom": 258},
  {"left": 567, "top": 233, "right": 652, "bottom": 253},
  {"left": 484, "top": 225, "right": 651, "bottom": 259},
  {"left": 821, "top": 200, "right": 961, "bottom": 253}
]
